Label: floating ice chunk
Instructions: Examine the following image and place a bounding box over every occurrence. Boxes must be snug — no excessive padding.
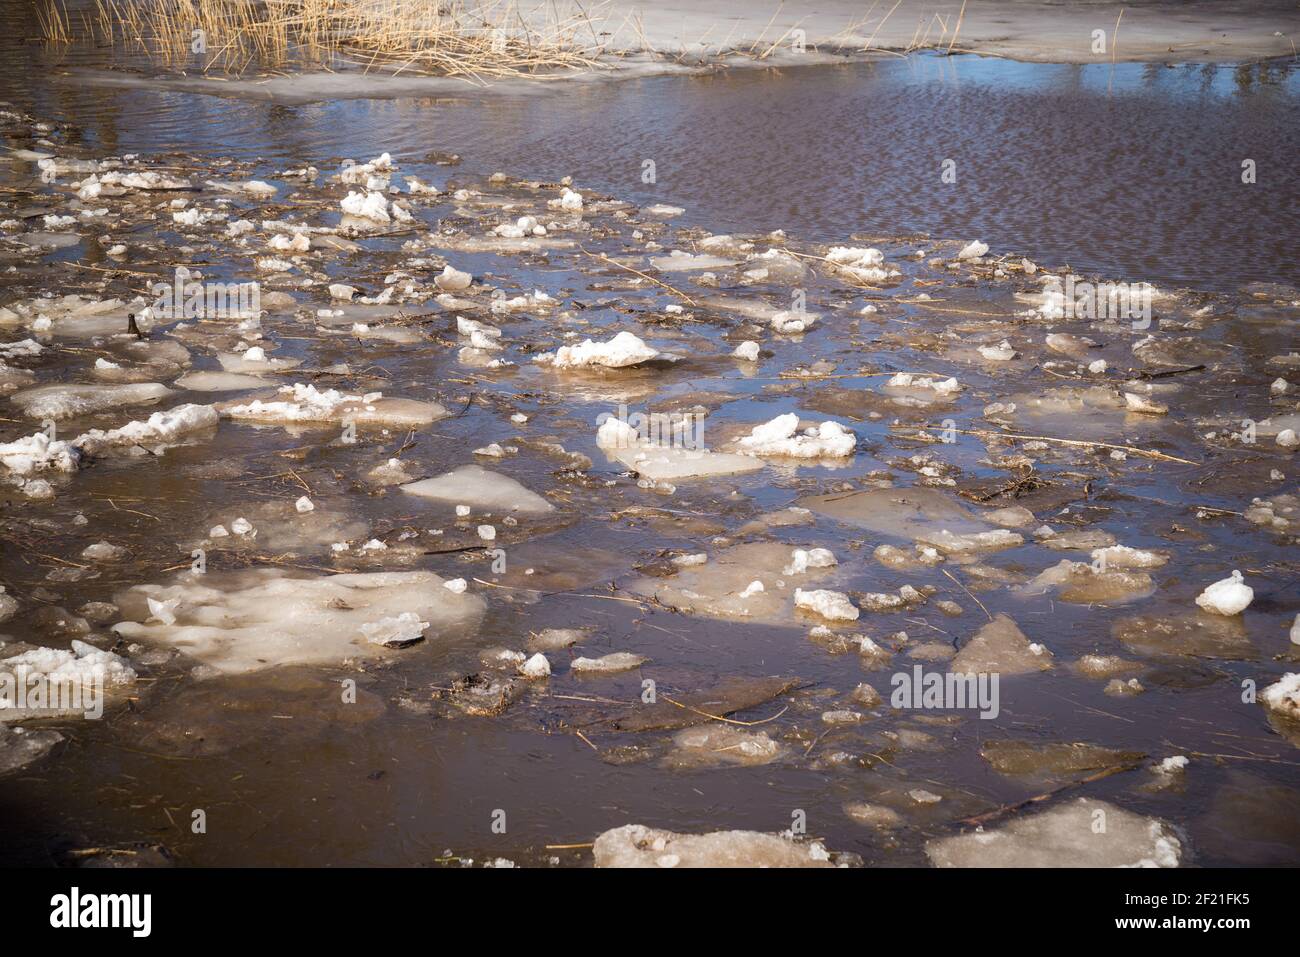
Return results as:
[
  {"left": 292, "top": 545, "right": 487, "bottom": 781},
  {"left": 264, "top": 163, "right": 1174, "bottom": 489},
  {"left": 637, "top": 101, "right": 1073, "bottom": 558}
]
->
[
  {"left": 267, "top": 232, "right": 310, "bottom": 253},
  {"left": 519, "top": 653, "right": 551, "bottom": 679},
  {"left": 10, "top": 383, "right": 172, "bottom": 420},
  {"left": 957, "top": 239, "right": 988, "bottom": 261},
  {"left": 401, "top": 465, "right": 552, "bottom": 514},
  {"left": 359, "top": 611, "right": 429, "bottom": 648},
  {"left": 341, "top": 190, "right": 391, "bottom": 223},
  {"left": 1292, "top": 613, "right": 1300, "bottom": 646},
  {"left": 295, "top": 496, "right": 314, "bottom": 514},
  {"left": 570, "top": 652, "right": 649, "bottom": 674},
  {"left": 477, "top": 525, "right": 496, "bottom": 541},
  {"left": 825, "top": 246, "right": 898, "bottom": 283},
  {"left": 926, "top": 798, "right": 1180, "bottom": 868},
  {"left": 493, "top": 215, "right": 546, "bottom": 238},
  {"left": 206, "top": 179, "right": 277, "bottom": 196},
  {"left": 979, "top": 341, "right": 1018, "bottom": 361},
  {"left": 443, "top": 578, "right": 467, "bottom": 594},
  {"left": 0, "top": 339, "right": 43, "bottom": 359},
  {"left": 0, "top": 724, "right": 63, "bottom": 772},
  {"left": 732, "top": 340, "right": 760, "bottom": 361},
  {"left": 147, "top": 596, "right": 180, "bottom": 625},
  {"left": 0, "top": 432, "right": 80, "bottom": 475},
  {"left": 951, "top": 614, "right": 1052, "bottom": 675},
  {"left": 1020, "top": 558, "right": 1152, "bottom": 604},
  {"left": 603, "top": 438, "right": 765, "bottom": 481},
  {"left": 0, "top": 639, "right": 135, "bottom": 721},
  {"left": 174, "top": 371, "right": 271, "bottom": 392},
  {"left": 650, "top": 250, "right": 737, "bottom": 272},
  {"left": 1124, "top": 392, "right": 1168, "bottom": 415},
  {"left": 1262, "top": 673, "right": 1300, "bottom": 719},
  {"left": 593, "top": 825, "right": 835, "bottom": 868},
  {"left": 1279, "top": 429, "right": 1299, "bottom": 449},
  {"left": 541, "top": 331, "right": 663, "bottom": 369},
  {"left": 735, "top": 413, "right": 856, "bottom": 459},
  {"left": 101, "top": 170, "right": 189, "bottom": 191},
  {"left": 216, "top": 351, "right": 299, "bottom": 374},
  {"left": 172, "top": 207, "right": 221, "bottom": 227},
  {"left": 770, "top": 310, "right": 817, "bottom": 333},
  {"left": 1195, "top": 570, "right": 1253, "bottom": 616},
  {"left": 405, "top": 175, "right": 439, "bottom": 195},
  {"left": 883, "top": 373, "right": 961, "bottom": 398},
  {"left": 81, "top": 541, "right": 128, "bottom": 562},
  {"left": 783, "top": 548, "right": 837, "bottom": 575},
  {"left": 549, "top": 187, "right": 584, "bottom": 211},
  {"left": 1090, "top": 545, "right": 1168, "bottom": 569},
  {"left": 794, "top": 588, "right": 859, "bottom": 621},
  {"left": 220, "top": 383, "right": 445, "bottom": 428},
  {"left": 74, "top": 404, "right": 219, "bottom": 457},
  {"left": 113, "top": 569, "right": 485, "bottom": 674},
  {"left": 435, "top": 265, "right": 472, "bottom": 291},
  {"left": 668, "top": 725, "right": 785, "bottom": 768},
  {"left": 739, "top": 580, "right": 765, "bottom": 598}
]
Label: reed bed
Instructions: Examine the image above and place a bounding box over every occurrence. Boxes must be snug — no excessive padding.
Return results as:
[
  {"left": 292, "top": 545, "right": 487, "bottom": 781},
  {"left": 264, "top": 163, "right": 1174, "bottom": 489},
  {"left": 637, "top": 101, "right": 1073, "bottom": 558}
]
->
[{"left": 41, "top": 0, "right": 608, "bottom": 80}]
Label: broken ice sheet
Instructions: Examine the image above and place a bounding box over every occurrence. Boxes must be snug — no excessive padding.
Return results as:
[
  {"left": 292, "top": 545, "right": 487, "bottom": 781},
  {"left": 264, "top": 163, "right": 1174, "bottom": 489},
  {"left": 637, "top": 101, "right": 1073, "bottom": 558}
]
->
[
  {"left": 401, "top": 464, "right": 553, "bottom": 515},
  {"left": 174, "top": 370, "right": 275, "bottom": 392},
  {"left": 0, "top": 639, "right": 137, "bottom": 721},
  {"left": 198, "top": 499, "right": 368, "bottom": 553},
  {"left": 597, "top": 675, "right": 802, "bottom": 733},
  {"left": 1018, "top": 559, "right": 1155, "bottom": 605},
  {"left": 926, "top": 798, "right": 1182, "bottom": 867},
  {"left": 218, "top": 383, "right": 446, "bottom": 429},
  {"left": 980, "top": 740, "right": 1145, "bottom": 783},
  {"left": 10, "top": 382, "right": 173, "bottom": 420},
  {"left": 1112, "top": 612, "right": 1255, "bottom": 661},
  {"left": 800, "top": 485, "right": 996, "bottom": 543},
  {"left": 592, "top": 824, "right": 839, "bottom": 868},
  {"left": 112, "top": 569, "right": 485, "bottom": 675},
  {"left": 950, "top": 614, "right": 1053, "bottom": 675},
  {"left": 0, "top": 724, "right": 63, "bottom": 775},
  {"left": 661, "top": 725, "right": 787, "bottom": 770},
  {"left": 627, "top": 542, "right": 842, "bottom": 624}
]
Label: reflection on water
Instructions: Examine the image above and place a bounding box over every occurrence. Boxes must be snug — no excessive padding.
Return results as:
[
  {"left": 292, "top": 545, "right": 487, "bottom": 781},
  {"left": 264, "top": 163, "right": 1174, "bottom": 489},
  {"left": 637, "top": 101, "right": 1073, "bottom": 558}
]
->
[{"left": 1, "top": 3, "right": 1296, "bottom": 292}]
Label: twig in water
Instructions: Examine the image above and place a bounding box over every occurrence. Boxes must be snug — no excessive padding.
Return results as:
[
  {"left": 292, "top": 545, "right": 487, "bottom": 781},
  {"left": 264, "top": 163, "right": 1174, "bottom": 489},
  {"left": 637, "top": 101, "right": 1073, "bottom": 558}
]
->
[{"left": 942, "top": 568, "right": 992, "bottom": 621}]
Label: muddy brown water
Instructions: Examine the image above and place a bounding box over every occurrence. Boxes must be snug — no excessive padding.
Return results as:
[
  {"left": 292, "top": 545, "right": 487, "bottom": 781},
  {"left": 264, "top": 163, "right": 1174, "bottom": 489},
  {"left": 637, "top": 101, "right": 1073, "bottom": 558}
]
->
[{"left": 0, "top": 8, "right": 1297, "bottom": 867}]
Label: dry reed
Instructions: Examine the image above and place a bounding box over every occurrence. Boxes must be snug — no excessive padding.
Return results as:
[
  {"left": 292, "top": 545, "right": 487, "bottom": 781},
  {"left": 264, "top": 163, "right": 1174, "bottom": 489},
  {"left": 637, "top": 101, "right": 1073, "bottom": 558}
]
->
[{"left": 42, "top": 0, "right": 608, "bottom": 80}]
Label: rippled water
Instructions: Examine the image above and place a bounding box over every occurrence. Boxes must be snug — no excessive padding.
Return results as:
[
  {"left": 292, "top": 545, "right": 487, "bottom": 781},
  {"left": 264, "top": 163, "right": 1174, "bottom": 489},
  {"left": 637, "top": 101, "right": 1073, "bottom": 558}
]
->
[
  {"left": 3, "top": 5, "right": 1298, "bottom": 291},
  {"left": 0, "top": 6, "right": 1298, "bottom": 869}
]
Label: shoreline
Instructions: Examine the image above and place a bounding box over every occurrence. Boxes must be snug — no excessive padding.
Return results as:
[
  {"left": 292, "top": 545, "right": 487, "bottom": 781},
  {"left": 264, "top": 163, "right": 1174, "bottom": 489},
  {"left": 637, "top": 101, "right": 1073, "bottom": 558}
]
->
[{"left": 43, "top": 0, "right": 1300, "bottom": 105}]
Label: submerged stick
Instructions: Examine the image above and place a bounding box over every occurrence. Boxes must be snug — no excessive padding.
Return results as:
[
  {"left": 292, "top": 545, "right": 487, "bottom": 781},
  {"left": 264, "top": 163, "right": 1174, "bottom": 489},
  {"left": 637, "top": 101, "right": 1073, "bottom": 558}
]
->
[
  {"left": 958, "top": 761, "right": 1144, "bottom": 827},
  {"left": 910, "top": 424, "right": 1199, "bottom": 465},
  {"left": 580, "top": 248, "right": 700, "bottom": 307}
]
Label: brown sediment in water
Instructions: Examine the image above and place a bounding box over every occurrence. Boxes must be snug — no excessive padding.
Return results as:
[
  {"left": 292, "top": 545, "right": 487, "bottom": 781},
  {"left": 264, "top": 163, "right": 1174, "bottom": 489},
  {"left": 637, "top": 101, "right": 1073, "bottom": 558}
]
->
[{"left": 0, "top": 39, "right": 1297, "bottom": 868}]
